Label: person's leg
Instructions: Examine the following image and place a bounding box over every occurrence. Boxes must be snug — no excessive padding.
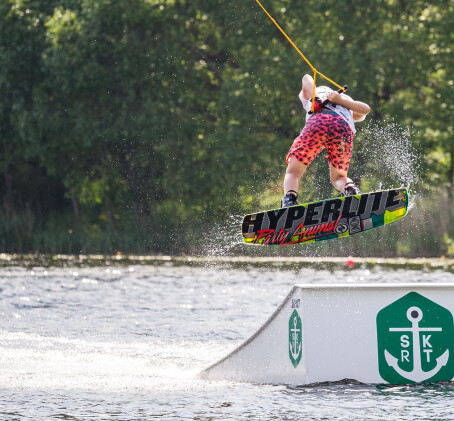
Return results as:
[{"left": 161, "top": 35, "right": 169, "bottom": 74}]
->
[
  {"left": 281, "top": 157, "right": 307, "bottom": 207},
  {"left": 329, "top": 164, "right": 352, "bottom": 193},
  {"left": 284, "top": 157, "right": 307, "bottom": 195},
  {"left": 282, "top": 114, "right": 325, "bottom": 207},
  {"left": 329, "top": 165, "right": 361, "bottom": 195},
  {"left": 323, "top": 115, "right": 360, "bottom": 195}
]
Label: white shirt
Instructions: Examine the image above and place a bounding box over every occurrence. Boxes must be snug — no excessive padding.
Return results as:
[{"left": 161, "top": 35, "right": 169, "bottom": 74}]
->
[{"left": 298, "top": 87, "right": 366, "bottom": 134}]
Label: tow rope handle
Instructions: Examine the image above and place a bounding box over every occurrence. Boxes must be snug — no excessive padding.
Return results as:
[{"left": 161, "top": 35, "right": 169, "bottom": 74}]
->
[
  {"left": 321, "top": 85, "right": 348, "bottom": 106},
  {"left": 308, "top": 85, "right": 348, "bottom": 114}
]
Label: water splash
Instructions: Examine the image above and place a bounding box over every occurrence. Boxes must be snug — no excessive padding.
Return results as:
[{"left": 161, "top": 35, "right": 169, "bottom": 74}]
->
[
  {"left": 0, "top": 330, "right": 225, "bottom": 392},
  {"left": 197, "top": 213, "right": 245, "bottom": 276},
  {"left": 358, "top": 119, "right": 421, "bottom": 210},
  {"left": 200, "top": 214, "right": 244, "bottom": 257}
]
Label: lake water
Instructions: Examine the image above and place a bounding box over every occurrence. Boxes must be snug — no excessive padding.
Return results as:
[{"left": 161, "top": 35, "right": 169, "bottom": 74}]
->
[{"left": 1, "top": 262, "right": 454, "bottom": 420}]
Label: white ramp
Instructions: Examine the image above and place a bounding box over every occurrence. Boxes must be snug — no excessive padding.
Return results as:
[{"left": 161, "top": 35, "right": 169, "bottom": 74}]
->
[{"left": 201, "top": 284, "right": 454, "bottom": 385}]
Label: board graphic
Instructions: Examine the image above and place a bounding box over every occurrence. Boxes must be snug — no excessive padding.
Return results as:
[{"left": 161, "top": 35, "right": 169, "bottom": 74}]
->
[{"left": 242, "top": 188, "right": 408, "bottom": 245}]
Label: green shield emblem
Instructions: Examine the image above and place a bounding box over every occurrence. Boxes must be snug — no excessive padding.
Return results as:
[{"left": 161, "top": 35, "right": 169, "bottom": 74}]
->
[
  {"left": 377, "top": 292, "right": 454, "bottom": 383},
  {"left": 289, "top": 309, "right": 302, "bottom": 368}
]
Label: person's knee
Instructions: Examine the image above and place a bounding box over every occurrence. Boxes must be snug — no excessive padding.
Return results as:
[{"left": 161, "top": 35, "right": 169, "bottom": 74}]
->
[
  {"left": 287, "top": 159, "right": 306, "bottom": 179},
  {"left": 286, "top": 166, "right": 301, "bottom": 178}
]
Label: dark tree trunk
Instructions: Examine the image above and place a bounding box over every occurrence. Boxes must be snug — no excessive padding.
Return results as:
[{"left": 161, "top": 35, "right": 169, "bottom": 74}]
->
[
  {"left": 106, "top": 197, "right": 116, "bottom": 232},
  {"left": 70, "top": 190, "right": 80, "bottom": 221},
  {"left": 3, "top": 168, "right": 15, "bottom": 219}
]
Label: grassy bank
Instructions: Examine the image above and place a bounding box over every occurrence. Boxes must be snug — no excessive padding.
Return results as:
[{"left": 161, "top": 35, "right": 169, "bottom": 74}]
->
[{"left": 2, "top": 253, "right": 454, "bottom": 273}]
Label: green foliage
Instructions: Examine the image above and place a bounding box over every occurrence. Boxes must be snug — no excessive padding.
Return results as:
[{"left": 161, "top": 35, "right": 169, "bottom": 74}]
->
[
  {"left": 442, "top": 234, "right": 454, "bottom": 258},
  {"left": 0, "top": 0, "right": 452, "bottom": 255}
]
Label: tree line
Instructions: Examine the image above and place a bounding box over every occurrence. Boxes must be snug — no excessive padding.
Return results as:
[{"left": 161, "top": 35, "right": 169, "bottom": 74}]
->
[{"left": 0, "top": 0, "right": 452, "bottom": 256}]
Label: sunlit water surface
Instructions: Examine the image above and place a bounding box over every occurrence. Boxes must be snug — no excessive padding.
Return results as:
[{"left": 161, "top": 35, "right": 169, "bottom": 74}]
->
[{"left": 1, "top": 264, "right": 454, "bottom": 420}]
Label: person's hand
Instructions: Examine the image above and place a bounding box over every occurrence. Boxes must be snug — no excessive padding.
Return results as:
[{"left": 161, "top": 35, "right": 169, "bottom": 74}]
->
[{"left": 326, "top": 91, "right": 342, "bottom": 104}]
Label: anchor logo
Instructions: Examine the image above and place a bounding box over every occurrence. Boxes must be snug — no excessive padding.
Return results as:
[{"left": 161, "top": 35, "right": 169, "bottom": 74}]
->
[
  {"left": 377, "top": 292, "right": 454, "bottom": 384},
  {"left": 384, "top": 306, "right": 449, "bottom": 382},
  {"left": 289, "top": 309, "right": 302, "bottom": 368}
]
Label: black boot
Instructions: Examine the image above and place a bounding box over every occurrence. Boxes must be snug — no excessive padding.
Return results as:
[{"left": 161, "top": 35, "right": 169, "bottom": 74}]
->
[
  {"left": 281, "top": 190, "right": 298, "bottom": 208},
  {"left": 344, "top": 182, "right": 362, "bottom": 196}
]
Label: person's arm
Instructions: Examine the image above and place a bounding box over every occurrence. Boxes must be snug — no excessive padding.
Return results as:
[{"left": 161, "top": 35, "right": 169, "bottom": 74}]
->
[
  {"left": 326, "top": 91, "right": 371, "bottom": 118},
  {"left": 301, "top": 74, "right": 314, "bottom": 100}
]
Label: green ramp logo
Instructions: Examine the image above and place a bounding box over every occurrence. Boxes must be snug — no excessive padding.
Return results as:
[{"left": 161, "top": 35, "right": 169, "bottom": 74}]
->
[
  {"left": 377, "top": 292, "right": 454, "bottom": 383},
  {"left": 289, "top": 309, "right": 302, "bottom": 368}
]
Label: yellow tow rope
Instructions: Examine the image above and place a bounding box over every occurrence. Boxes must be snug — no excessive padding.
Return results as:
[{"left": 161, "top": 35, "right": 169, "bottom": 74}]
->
[{"left": 254, "top": 0, "right": 346, "bottom": 112}]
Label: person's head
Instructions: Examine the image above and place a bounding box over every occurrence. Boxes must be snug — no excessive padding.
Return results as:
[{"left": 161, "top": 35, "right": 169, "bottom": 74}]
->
[{"left": 315, "top": 86, "right": 333, "bottom": 97}]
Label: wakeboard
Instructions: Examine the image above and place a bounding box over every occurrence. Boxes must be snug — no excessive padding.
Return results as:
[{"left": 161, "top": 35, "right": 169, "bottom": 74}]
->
[{"left": 242, "top": 188, "right": 408, "bottom": 245}]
